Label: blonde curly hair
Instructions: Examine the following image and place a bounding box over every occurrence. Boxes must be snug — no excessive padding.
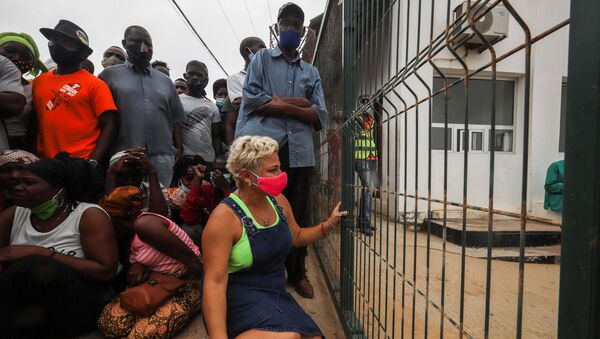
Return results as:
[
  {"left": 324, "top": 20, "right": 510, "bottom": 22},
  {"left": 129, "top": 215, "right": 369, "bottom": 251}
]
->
[{"left": 227, "top": 136, "right": 279, "bottom": 186}]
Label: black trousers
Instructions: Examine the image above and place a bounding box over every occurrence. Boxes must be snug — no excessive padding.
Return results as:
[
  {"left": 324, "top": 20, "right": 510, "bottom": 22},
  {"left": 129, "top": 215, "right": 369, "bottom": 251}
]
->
[
  {"left": 0, "top": 255, "right": 113, "bottom": 338},
  {"left": 279, "top": 143, "right": 313, "bottom": 284}
]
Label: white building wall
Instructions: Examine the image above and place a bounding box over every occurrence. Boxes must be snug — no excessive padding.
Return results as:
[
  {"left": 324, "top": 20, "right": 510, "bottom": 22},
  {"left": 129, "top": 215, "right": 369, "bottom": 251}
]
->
[{"left": 372, "top": 0, "right": 569, "bottom": 222}]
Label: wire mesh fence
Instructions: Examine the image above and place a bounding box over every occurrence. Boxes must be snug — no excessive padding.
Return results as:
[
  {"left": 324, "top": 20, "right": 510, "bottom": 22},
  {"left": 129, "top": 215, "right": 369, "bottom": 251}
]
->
[{"left": 309, "top": 0, "right": 572, "bottom": 338}]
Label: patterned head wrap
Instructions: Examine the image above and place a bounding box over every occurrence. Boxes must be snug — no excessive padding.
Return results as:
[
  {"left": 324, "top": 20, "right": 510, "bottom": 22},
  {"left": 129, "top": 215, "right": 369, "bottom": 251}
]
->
[
  {"left": 99, "top": 185, "right": 144, "bottom": 218},
  {"left": 0, "top": 149, "right": 39, "bottom": 168},
  {"left": 0, "top": 32, "right": 47, "bottom": 76}
]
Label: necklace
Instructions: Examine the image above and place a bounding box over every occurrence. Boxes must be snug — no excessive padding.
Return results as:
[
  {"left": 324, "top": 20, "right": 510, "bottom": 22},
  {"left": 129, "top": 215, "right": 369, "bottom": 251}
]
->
[
  {"left": 254, "top": 204, "right": 270, "bottom": 225},
  {"left": 238, "top": 192, "right": 271, "bottom": 225}
]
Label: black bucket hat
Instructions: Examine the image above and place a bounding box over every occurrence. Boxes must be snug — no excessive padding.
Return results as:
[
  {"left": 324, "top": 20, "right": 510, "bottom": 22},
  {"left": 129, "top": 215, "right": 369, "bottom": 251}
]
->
[
  {"left": 40, "top": 19, "right": 93, "bottom": 55},
  {"left": 277, "top": 2, "right": 305, "bottom": 22}
]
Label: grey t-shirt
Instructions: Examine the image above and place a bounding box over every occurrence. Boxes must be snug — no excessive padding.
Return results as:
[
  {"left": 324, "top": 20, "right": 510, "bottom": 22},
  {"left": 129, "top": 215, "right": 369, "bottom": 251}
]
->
[
  {"left": 179, "top": 94, "right": 221, "bottom": 162},
  {"left": 0, "top": 55, "right": 24, "bottom": 151}
]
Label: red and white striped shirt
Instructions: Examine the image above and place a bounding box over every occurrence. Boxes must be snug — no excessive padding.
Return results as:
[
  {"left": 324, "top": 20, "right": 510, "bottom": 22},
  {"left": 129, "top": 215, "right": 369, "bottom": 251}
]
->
[{"left": 129, "top": 212, "right": 201, "bottom": 274}]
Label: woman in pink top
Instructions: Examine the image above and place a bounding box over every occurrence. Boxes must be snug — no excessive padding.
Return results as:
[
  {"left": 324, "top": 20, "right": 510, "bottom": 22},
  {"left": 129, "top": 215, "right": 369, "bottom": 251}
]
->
[{"left": 98, "top": 187, "right": 203, "bottom": 339}]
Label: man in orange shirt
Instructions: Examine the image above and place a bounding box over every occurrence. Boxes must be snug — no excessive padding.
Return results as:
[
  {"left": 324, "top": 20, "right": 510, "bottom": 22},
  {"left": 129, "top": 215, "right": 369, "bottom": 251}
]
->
[{"left": 33, "top": 20, "right": 117, "bottom": 167}]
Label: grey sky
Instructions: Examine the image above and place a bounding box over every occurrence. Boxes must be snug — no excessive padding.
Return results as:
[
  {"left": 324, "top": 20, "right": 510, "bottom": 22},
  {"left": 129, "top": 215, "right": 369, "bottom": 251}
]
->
[{"left": 0, "top": 0, "right": 326, "bottom": 97}]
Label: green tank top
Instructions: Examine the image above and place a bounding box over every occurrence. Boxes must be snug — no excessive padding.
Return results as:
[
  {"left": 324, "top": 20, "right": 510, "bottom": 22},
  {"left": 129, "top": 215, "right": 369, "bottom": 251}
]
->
[{"left": 227, "top": 194, "right": 280, "bottom": 273}]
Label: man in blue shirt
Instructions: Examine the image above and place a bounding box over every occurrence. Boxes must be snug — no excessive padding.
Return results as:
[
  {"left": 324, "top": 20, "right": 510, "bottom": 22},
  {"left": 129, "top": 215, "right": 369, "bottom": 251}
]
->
[
  {"left": 99, "top": 26, "right": 185, "bottom": 187},
  {"left": 235, "top": 2, "right": 327, "bottom": 298}
]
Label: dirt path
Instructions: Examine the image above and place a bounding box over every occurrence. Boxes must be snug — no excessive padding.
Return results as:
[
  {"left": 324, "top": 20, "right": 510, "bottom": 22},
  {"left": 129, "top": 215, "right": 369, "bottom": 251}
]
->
[{"left": 321, "top": 222, "right": 560, "bottom": 338}]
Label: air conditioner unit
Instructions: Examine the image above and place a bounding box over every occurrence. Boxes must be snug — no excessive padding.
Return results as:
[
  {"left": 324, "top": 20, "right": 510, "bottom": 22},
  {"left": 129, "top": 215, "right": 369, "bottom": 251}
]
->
[{"left": 452, "top": 2, "right": 509, "bottom": 51}]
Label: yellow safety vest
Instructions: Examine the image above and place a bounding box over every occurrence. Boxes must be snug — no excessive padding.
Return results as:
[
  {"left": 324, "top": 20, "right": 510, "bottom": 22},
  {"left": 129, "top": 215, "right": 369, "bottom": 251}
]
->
[{"left": 354, "top": 114, "right": 378, "bottom": 160}]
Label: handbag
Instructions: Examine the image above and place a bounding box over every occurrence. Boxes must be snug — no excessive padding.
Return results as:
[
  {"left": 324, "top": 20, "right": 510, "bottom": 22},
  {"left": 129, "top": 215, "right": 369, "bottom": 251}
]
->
[{"left": 119, "top": 272, "right": 186, "bottom": 317}]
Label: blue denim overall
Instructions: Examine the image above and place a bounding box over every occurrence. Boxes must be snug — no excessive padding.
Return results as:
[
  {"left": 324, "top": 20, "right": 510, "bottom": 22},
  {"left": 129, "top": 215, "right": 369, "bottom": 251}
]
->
[{"left": 222, "top": 195, "right": 323, "bottom": 338}]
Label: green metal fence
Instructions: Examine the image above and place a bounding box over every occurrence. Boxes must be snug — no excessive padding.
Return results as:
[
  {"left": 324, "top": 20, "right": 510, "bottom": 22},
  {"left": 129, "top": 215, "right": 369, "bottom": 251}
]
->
[{"left": 308, "top": 0, "right": 598, "bottom": 337}]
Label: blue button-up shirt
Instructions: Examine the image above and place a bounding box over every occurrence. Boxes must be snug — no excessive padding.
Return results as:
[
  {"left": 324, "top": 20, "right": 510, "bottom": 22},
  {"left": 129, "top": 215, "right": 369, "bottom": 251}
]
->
[
  {"left": 235, "top": 47, "right": 327, "bottom": 168},
  {"left": 99, "top": 61, "right": 185, "bottom": 156}
]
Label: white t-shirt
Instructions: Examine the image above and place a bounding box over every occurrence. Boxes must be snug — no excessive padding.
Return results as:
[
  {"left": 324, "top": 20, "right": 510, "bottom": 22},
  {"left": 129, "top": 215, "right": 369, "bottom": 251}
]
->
[
  {"left": 226, "top": 70, "right": 246, "bottom": 102},
  {"left": 179, "top": 94, "right": 221, "bottom": 162},
  {"left": 10, "top": 203, "right": 106, "bottom": 258}
]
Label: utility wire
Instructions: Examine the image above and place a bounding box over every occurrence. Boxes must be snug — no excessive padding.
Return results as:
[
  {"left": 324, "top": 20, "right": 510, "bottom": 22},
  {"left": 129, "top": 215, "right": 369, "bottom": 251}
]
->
[
  {"left": 216, "top": 0, "right": 241, "bottom": 44},
  {"left": 243, "top": 0, "right": 258, "bottom": 35},
  {"left": 170, "top": 0, "right": 229, "bottom": 76},
  {"left": 266, "top": 0, "right": 274, "bottom": 24}
]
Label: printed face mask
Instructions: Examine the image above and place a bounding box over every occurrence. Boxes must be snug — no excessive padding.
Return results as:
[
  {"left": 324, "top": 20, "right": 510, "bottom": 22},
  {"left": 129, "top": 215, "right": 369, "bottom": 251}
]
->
[
  {"left": 188, "top": 77, "right": 208, "bottom": 91},
  {"left": 11, "top": 59, "right": 33, "bottom": 74},
  {"left": 125, "top": 42, "right": 152, "bottom": 63},
  {"left": 31, "top": 188, "right": 63, "bottom": 220},
  {"left": 250, "top": 171, "right": 288, "bottom": 196}
]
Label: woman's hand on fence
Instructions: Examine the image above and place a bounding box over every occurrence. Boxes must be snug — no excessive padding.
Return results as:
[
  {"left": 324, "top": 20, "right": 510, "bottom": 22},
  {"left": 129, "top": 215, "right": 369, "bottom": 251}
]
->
[{"left": 326, "top": 202, "right": 348, "bottom": 232}]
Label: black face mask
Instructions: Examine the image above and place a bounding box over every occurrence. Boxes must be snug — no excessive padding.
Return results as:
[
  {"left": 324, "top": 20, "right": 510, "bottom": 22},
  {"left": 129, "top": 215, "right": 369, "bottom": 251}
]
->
[
  {"left": 187, "top": 78, "right": 208, "bottom": 91},
  {"left": 49, "top": 43, "right": 83, "bottom": 66},
  {"left": 125, "top": 43, "right": 153, "bottom": 64}
]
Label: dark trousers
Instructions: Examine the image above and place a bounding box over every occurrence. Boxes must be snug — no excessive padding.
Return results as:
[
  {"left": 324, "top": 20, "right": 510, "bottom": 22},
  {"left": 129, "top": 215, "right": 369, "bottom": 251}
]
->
[
  {"left": 0, "top": 255, "right": 113, "bottom": 338},
  {"left": 279, "top": 143, "right": 313, "bottom": 284}
]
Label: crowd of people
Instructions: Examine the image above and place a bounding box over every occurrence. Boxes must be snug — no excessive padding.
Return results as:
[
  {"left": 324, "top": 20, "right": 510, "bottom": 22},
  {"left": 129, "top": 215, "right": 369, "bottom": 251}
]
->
[{"left": 0, "top": 2, "right": 345, "bottom": 338}]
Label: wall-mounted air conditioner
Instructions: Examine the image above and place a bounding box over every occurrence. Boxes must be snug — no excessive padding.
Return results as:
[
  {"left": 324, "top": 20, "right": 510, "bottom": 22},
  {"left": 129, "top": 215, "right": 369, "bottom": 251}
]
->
[{"left": 452, "top": 2, "right": 509, "bottom": 52}]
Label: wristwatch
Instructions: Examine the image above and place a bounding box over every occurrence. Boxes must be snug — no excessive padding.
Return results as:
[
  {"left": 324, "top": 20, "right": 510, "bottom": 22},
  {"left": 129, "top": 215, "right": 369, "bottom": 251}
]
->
[{"left": 88, "top": 159, "right": 99, "bottom": 168}]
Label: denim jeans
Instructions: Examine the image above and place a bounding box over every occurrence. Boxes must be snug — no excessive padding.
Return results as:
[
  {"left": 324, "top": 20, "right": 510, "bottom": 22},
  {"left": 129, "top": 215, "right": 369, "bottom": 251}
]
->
[{"left": 355, "top": 160, "right": 377, "bottom": 230}]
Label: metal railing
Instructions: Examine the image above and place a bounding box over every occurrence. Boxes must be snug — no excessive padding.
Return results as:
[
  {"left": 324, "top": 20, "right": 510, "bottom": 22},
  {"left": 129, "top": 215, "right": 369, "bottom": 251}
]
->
[{"left": 305, "top": 0, "right": 596, "bottom": 338}]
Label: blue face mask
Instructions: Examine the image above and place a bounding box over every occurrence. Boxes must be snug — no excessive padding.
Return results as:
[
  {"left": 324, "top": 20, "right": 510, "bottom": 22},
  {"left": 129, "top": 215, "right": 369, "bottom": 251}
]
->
[
  {"left": 279, "top": 30, "right": 302, "bottom": 50},
  {"left": 215, "top": 100, "right": 224, "bottom": 112}
]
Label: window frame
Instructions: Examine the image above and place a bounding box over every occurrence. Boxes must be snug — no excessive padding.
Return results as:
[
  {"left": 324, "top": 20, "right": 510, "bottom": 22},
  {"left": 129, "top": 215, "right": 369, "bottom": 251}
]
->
[{"left": 430, "top": 75, "right": 517, "bottom": 154}]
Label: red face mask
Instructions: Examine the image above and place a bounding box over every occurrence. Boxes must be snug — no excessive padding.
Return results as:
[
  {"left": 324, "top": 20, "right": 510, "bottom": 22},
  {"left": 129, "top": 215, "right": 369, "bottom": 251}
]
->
[{"left": 250, "top": 171, "right": 288, "bottom": 196}]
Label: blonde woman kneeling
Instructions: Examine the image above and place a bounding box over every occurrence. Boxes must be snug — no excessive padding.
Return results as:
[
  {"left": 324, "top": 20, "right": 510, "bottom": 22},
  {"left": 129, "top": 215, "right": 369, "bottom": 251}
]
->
[{"left": 202, "top": 136, "right": 347, "bottom": 339}]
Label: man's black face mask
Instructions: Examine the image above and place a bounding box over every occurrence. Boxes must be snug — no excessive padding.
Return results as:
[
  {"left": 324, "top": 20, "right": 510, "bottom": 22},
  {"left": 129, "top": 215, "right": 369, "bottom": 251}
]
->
[
  {"left": 126, "top": 42, "right": 153, "bottom": 64},
  {"left": 49, "top": 42, "right": 84, "bottom": 66}
]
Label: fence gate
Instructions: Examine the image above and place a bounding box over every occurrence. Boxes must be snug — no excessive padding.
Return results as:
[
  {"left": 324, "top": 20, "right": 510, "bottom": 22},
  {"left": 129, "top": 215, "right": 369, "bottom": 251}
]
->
[{"left": 309, "top": 0, "right": 599, "bottom": 338}]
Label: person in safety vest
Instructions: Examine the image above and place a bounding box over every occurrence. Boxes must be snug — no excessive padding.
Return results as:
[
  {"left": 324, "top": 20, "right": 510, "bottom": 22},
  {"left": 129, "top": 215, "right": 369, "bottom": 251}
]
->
[{"left": 354, "top": 95, "right": 378, "bottom": 236}]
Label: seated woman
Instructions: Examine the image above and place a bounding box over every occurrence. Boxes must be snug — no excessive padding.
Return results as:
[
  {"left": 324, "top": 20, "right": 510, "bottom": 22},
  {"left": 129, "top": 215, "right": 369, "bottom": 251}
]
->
[
  {"left": 98, "top": 182, "right": 203, "bottom": 339},
  {"left": 103, "top": 148, "right": 170, "bottom": 272},
  {"left": 202, "top": 136, "right": 347, "bottom": 339},
  {"left": 0, "top": 152, "right": 118, "bottom": 338}
]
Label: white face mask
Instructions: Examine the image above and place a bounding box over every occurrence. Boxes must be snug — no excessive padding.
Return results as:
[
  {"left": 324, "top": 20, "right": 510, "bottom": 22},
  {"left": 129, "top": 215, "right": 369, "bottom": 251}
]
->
[{"left": 179, "top": 180, "right": 191, "bottom": 194}]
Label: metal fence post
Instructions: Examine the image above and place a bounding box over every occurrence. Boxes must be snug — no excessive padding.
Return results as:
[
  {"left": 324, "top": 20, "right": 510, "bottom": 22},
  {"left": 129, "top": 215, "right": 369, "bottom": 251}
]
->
[
  {"left": 557, "top": 0, "right": 600, "bottom": 337},
  {"left": 341, "top": 0, "right": 356, "bottom": 324}
]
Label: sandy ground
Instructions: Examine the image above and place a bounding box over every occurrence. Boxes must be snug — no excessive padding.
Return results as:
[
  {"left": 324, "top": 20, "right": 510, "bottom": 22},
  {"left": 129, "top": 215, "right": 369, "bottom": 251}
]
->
[
  {"left": 318, "top": 222, "right": 561, "bottom": 339},
  {"left": 80, "top": 246, "right": 346, "bottom": 339}
]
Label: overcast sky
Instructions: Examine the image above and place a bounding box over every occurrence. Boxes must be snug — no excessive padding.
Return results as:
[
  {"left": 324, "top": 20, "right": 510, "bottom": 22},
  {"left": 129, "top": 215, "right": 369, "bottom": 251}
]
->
[{"left": 0, "top": 0, "right": 326, "bottom": 98}]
